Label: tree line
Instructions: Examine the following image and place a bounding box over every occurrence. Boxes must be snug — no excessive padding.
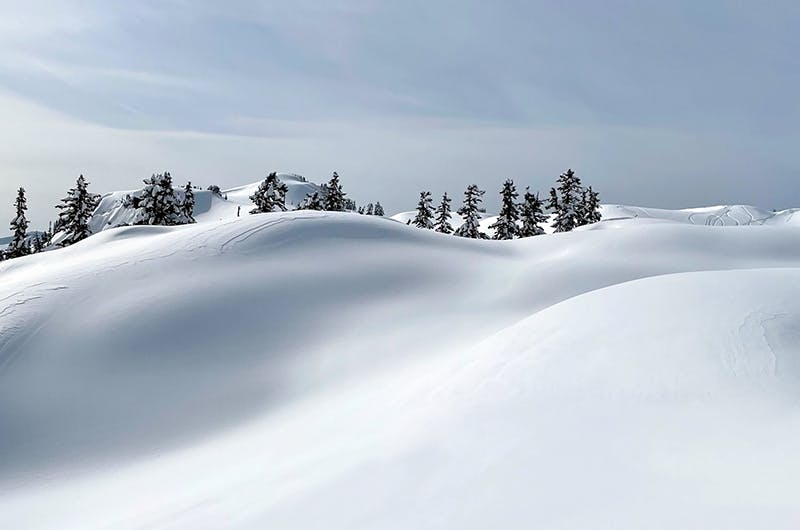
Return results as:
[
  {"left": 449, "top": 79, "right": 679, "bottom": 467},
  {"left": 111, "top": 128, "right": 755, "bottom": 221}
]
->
[
  {"left": 1, "top": 168, "right": 601, "bottom": 262},
  {"left": 248, "top": 171, "right": 384, "bottom": 216},
  {"left": 0, "top": 172, "right": 197, "bottom": 261},
  {"left": 411, "top": 169, "right": 600, "bottom": 239}
]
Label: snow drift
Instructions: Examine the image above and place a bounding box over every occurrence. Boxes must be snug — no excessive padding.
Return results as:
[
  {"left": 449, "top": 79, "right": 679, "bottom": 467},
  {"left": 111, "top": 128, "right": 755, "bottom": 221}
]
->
[{"left": 1, "top": 193, "right": 800, "bottom": 529}]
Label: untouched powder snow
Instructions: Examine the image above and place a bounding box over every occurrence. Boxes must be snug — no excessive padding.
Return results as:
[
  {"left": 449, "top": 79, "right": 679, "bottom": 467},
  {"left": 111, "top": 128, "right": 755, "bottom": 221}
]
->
[
  {"left": 80, "top": 173, "right": 322, "bottom": 238},
  {"left": 1, "top": 200, "right": 800, "bottom": 528}
]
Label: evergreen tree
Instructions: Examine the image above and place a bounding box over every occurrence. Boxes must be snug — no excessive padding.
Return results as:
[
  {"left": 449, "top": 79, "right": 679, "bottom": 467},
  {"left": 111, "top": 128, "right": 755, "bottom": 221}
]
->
[
  {"left": 297, "top": 191, "right": 324, "bottom": 211},
  {"left": 373, "top": 202, "right": 385, "bottom": 216},
  {"left": 133, "top": 172, "right": 183, "bottom": 226},
  {"left": 344, "top": 198, "right": 357, "bottom": 212},
  {"left": 56, "top": 174, "right": 101, "bottom": 246},
  {"left": 322, "top": 172, "right": 346, "bottom": 211},
  {"left": 489, "top": 179, "right": 520, "bottom": 240},
  {"left": 454, "top": 185, "right": 487, "bottom": 239},
  {"left": 579, "top": 186, "right": 601, "bottom": 225},
  {"left": 412, "top": 191, "right": 434, "bottom": 229},
  {"left": 365, "top": 203, "right": 374, "bottom": 215},
  {"left": 357, "top": 206, "right": 365, "bottom": 214},
  {"left": 249, "top": 172, "right": 288, "bottom": 214},
  {"left": 7, "top": 187, "right": 29, "bottom": 258},
  {"left": 40, "top": 222, "right": 54, "bottom": 249},
  {"left": 547, "top": 187, "right": 559, "bottom": 220},
  {"left": 180, "top": 182, "right": 196, "bottom": 223},
  {"left": 519, "top": 187, "right": 548, "bottom": 237},
  {"left": 548, "top": 169, "right": 583, "bottom": 232},
  {"left": 434, "top": 192, "right": 453, "bottom": 234},
  {"left": 30, "top": 232, "right": 44, "bottom": 253}
]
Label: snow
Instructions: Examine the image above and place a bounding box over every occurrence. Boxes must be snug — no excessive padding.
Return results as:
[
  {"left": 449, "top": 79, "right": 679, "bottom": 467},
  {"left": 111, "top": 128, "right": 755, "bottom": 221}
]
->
[
  {"left": 80, "top": 173, "right": 322, "bottom": 238},
  {"left": 599, "top": 203, "right": 800, "bottom": 226},
  {"left": 1, "top": 187, "right": 800, "bottom": 529},
  {"left": 394, "top": 202, "right": 800, "bottom": 238}
]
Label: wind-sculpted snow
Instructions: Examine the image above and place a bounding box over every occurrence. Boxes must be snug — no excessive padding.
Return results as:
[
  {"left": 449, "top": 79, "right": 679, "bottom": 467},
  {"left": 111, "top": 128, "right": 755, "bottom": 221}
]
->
[
  {"left": 81, "top": 173, "right": 322, "bottom": 238},
  {"left": 600, "top": 203, "right": 800, "bottom": 226},
  {"left": 1, "top": 209, "right": 800, "bottom": 529}
]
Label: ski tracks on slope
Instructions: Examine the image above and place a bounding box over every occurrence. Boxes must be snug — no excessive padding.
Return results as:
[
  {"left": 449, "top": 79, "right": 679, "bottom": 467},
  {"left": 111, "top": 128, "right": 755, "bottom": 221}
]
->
[
  {"left": 0, "top": 285, "right": 69, "bottom": 373},
  {"left": 217, "top": 214, "right": 326, "bottom": 253}
]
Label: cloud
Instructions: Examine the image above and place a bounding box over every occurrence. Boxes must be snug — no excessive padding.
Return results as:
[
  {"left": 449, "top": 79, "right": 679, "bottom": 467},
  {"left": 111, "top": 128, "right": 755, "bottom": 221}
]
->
[
  {"left": 0, "top": 0, "right": 110, "bottom": 43},
  {"left": 2, "top": 89, "right": 797, "bottom": 235},
  {"left": 0, "top": 53, "right": 214, "bottom": 91}
]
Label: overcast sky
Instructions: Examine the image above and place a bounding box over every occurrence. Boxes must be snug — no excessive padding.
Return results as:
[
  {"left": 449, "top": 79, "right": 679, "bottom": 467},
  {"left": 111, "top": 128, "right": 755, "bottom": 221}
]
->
[{"left": 1, "top": 0, "right": 798, "bottom": 232}]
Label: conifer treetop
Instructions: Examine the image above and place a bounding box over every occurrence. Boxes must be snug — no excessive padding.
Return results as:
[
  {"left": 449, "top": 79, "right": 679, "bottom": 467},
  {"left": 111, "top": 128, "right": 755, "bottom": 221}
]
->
[
  {"left": 434, "top": 192, "right": 454, "bottom": 234},
  {"left": 489, "top": 179, "right": 520, "bottom": 240},
  {"left": 412, "top": 191, "right": 435, "bottom": 229},
  {"left": 454, "top": 184, "right": 487, "bottom": 239},
  {"left": 57, "top": 174, "right": 101, "bottom": 246}
]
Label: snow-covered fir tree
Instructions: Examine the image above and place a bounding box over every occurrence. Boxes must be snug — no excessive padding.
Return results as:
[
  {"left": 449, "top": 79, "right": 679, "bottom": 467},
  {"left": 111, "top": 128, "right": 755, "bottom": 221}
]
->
[
  {"left": 30, "top": 232, "right": 44, "bottom": 253},
  {"left": 7, "top": 187, "right": 29, "bottom": 258},
  {"left": 56, "top": 174, "right": 100, "bottom": 246},
  {"left": 548, "top": 169, "right": 583, "bottom": 232},
  {"left": 365, "top": 203, "right": 374, "bottom": 215},
  {"left": 454, "top": 184, "right": 487, "bottom": 239},
  {"left": 412, "top": 191, "right": 434, "bottom": 229},
  {"left": 44, "top": 222, "right": 54, "bottom": 246},
  {"left": 489, "top": 179, "right": 520, "bottom": 240},
  {"left": 547, "top": 187, "right": 559, "bottom": 222},
  {"left": 519, "top": 187, "right": 548, "bottom": 237},
  {"left": 578, "top": 186, "right": 601, "bottom": 225},
  {"left": 434, "top": 192, "right": 453, "bottom": 234},
  {"left": 322, "top": 172, "right": 346, "bottom": 211},
  {"left": 344, "top": 198, "right": 357, "bottom": 212},
  {"left": 133, "top": 172, "right": 184, "bottom": 226},
  {"left": 249, "top": 172, "right": 289, "bottom": 214},
  {"left": 180, "top": 182, "right": 196, "bottom": 223},
  {"left": 373, "top": 202, "right": 385, "bottom": 216},
  {"left": 297, "top": 191, "right": 324, "bottom": 210}
]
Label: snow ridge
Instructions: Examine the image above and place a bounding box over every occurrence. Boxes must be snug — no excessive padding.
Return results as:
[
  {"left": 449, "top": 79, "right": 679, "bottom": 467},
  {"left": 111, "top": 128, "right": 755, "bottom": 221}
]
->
[{"left": 1, "top": 183, "right": 800, "bottom": 529}]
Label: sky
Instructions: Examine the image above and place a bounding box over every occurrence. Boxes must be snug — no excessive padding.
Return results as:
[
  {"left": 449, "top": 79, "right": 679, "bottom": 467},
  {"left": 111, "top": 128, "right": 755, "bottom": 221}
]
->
[{"left": 0, "top": 0, "right": 798, "bottom": 232}]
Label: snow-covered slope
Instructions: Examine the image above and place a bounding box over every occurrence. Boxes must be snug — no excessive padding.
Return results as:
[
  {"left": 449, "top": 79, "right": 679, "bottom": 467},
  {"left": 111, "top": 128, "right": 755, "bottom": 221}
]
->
[
  {"left": 601, "top": 203, "right": 800, "bottom": 226},
  {"left": 2, "top": 200, "right": 800, "bottom": 528},
  {"left": 82, "top": 173, "right": 322, "bottom": 237},
  {"left": 393, "top": 203, "right": 800, "bottom": 237},
  {"left": 391, "top": 209, "right": 499, "bottom": 234}
]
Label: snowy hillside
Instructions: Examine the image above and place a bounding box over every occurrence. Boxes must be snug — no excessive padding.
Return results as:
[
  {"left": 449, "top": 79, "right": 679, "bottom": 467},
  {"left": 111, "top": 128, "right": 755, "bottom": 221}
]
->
[
  {"left": 2, "top": 193, "right": 800, "bottom": 528},
  {"left": 393, "top": 203, "right": 800, "bottom": 237},
  {"left": 600, "top": 203, "right": 800, "bottom": 226},
  {"left": 78, "top": 173, "right": 322, "bottom": 239}
]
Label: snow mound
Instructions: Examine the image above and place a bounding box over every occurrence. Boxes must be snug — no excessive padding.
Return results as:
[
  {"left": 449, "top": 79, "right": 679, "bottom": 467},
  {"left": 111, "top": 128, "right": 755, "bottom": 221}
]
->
[
  {"left": 600, "top": 203, "right": 800, "bottom": 226},
  {"left": 456, "top": 268, "right": 800, "bottom": 400},
  {"left": 222, "top": 173, "right": 320, "bottom": 209},
  {"left": 3, "top": 206, "right": 800, "bottom": 528}
]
